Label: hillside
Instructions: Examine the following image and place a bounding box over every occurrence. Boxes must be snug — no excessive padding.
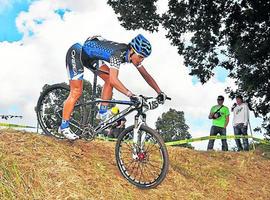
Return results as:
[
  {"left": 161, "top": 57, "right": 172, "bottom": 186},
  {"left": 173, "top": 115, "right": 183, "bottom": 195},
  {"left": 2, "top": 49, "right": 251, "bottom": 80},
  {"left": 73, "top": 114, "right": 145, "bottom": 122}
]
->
[{"left": 0, "top": 129, "right": 270, "bottom": 200}]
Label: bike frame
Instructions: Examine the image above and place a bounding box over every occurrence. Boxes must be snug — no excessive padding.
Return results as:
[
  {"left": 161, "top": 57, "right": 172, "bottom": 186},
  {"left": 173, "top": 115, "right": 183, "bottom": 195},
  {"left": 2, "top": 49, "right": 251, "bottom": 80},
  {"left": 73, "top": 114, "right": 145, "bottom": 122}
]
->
[
  {"left": 74, "top": 97, "right": 147, "bottom": 135},
  {"left": 67, "top": 67, "right": 152, "bottom": 152},
  {"left": 78, "top": 68, "right": 148, "bottom": 135}
]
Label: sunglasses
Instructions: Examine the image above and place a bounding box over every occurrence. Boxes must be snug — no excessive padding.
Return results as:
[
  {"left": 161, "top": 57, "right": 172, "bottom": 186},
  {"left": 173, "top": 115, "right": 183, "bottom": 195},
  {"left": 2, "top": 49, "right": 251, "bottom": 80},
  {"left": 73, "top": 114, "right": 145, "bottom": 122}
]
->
[{"left": 217, "top": 99, "right": 224, "bottom": 101}]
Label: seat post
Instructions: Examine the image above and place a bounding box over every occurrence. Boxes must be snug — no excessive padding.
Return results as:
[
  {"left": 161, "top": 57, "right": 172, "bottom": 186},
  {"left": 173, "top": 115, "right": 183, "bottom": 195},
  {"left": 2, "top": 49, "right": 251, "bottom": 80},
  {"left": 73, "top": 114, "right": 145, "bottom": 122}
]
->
[
  {"left": 90, "top": 71, "right": 98, "bottom": 126},
  {"left": 92, "top": 71, "right": 97, "bottom": 99}
]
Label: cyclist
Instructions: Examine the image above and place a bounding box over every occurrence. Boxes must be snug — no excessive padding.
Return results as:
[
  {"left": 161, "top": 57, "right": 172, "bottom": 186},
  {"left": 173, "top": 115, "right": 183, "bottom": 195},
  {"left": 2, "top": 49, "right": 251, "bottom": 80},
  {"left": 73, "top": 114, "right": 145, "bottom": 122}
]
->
[{"left": 60, "top": 34, "right": 167, "bottom": 140}]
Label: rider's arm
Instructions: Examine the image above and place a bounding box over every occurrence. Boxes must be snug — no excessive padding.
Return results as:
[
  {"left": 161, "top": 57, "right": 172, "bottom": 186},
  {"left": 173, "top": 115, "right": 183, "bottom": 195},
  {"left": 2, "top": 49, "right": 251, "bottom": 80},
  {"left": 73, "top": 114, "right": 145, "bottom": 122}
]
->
[
  {"left": 137, "top": 65, "right": 161, "bottom": 94},
  {"left": 109, "top": 68, "right": 133, "bottom": 97}
]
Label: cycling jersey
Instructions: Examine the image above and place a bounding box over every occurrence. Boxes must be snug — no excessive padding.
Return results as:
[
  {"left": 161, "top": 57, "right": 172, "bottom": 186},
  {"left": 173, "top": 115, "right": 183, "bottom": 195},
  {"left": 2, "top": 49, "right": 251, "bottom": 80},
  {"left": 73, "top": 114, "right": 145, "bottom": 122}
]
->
[
  {"left": 65, "top": 36, "right": 140, "bottom": 80},
  {"left": 81, "top": 36, "right": 130, "bottom": 70}
]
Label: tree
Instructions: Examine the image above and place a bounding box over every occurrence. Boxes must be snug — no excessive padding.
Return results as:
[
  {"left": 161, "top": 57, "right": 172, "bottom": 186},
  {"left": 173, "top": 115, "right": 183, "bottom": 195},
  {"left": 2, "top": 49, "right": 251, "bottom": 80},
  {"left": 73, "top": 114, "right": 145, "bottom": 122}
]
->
[
  {"left": 107, "top": 0, "right": 270, "bottom": 136},
  {"left": 156, "top": 108, "right": 191, "bottom": 147}
]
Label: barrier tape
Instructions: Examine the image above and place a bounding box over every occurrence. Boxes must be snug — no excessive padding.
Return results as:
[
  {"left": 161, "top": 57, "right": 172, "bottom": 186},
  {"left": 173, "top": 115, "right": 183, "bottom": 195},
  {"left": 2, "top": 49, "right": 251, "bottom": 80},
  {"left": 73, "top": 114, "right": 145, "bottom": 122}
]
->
[
  {"left": 165, "top": 135, "right": 270, "bottom": 146},
  {"left": 1, "top": 123, "right": 269, "bottom": 146},
  {"left": 97, "top": 134, "right": 270, "bottom": 146},
  {"left": 0, "top": 123, "right": 36, "bottom": 129}
]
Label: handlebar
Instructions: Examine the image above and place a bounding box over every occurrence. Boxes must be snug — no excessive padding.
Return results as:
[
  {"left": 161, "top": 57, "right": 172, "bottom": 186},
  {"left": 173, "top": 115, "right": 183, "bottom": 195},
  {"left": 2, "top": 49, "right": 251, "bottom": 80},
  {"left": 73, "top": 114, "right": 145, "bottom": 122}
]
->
[
  {"left": 166, "top": 97, "right": 172, "bottom": 100},
  {"left": 130, "top": 95, "right": 171, "bottom": 110}
]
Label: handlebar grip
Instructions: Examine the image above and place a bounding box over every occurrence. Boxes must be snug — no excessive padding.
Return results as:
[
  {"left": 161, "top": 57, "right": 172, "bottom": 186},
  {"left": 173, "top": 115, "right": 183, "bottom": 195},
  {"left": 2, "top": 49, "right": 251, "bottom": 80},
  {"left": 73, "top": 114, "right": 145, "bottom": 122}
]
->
[{"left": 166, "top": 97, "right": 172, "bottom": 100}]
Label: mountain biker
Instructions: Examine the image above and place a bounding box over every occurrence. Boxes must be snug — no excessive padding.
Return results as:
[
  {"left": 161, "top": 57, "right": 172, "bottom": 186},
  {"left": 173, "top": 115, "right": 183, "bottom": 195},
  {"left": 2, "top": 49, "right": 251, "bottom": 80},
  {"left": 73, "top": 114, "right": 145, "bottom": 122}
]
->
[{"left": 60, "top": 34, "right": 167, "bottom": 140}]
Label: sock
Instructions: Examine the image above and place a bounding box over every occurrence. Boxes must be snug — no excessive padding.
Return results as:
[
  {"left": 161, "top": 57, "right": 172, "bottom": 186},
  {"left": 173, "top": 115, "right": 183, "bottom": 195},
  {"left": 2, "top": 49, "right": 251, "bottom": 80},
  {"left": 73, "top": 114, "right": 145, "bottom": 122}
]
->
[
  {"left": 99, "top": 105, "right": 108, "bottom": 114},
  {"left": 61, "top": 120, "right": 69, "bottom": 129}
]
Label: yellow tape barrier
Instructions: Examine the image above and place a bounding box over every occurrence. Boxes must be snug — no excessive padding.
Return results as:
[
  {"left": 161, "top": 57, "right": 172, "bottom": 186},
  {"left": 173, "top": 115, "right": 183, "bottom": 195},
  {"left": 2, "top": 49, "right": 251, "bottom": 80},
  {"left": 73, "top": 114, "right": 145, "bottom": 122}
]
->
[
  {"left": 0, "top": 122, "right": 36, "bottom": 129},
  {"left": 1, "top": 123, "right": 269, "bottom": 146},
  {"left": 165, "top": 135, "right": 270, "bottom": 146},
  {"left": 97, "top": 135, "right": 270, "bottom": 146}
]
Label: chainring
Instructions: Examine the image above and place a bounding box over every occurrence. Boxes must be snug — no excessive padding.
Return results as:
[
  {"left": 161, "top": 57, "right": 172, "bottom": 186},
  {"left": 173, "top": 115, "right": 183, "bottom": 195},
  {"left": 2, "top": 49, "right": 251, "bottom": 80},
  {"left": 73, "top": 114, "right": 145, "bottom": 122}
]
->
[{"left": 81, "top": 125, "right": 96, "bottom": 141}]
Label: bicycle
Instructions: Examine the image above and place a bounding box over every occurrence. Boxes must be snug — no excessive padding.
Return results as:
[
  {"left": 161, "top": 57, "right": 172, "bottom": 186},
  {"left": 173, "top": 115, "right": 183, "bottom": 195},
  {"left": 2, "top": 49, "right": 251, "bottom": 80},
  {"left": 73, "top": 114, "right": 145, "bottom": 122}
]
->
[{"left": 36, "top": 69, "right": 170, "bottom": 189}]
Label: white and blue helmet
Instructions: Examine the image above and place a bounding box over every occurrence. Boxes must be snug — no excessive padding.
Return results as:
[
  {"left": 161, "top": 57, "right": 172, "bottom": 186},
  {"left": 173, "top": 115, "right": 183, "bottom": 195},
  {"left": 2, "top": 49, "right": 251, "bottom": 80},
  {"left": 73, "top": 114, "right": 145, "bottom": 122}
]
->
[{"left": 130, "top": 34, "right": 152, "bottom": 57}]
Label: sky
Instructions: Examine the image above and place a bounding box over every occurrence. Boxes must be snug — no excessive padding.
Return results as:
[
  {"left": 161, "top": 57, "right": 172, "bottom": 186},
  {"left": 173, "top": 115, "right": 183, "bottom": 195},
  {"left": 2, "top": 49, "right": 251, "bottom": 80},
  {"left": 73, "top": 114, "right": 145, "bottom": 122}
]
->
[{"left": 0, "top": 0, "right": 263, "bottom": 150}]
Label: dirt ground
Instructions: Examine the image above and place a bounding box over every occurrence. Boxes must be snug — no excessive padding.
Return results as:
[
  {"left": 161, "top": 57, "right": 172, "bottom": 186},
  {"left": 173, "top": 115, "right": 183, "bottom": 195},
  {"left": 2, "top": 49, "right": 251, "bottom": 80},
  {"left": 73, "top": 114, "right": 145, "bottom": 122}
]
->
[{"left": 0, "top": 129, "right": 270, "bottom": 200}]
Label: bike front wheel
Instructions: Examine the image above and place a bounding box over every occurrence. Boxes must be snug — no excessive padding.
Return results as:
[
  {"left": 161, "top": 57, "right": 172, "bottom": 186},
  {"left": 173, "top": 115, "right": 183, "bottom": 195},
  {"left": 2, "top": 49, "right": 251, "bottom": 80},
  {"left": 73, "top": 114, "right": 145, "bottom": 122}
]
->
[{"left": 115, "top": 125, "right": 169, "bottom": 189}]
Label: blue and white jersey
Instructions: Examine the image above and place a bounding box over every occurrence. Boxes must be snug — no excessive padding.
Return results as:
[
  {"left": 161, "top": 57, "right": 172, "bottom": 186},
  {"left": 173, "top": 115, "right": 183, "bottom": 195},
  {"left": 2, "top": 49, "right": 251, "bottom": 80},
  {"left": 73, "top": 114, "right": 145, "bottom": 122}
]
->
[{"left": 82, "top": 36, "right": 131, "bottom": 70}]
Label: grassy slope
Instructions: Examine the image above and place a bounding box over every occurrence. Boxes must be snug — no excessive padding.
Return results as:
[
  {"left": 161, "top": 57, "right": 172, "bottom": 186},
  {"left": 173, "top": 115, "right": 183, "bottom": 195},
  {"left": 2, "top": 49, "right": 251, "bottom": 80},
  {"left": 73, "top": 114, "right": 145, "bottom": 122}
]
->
[{"left": 0, "top": 129, "right": 270, "bottom": 200}]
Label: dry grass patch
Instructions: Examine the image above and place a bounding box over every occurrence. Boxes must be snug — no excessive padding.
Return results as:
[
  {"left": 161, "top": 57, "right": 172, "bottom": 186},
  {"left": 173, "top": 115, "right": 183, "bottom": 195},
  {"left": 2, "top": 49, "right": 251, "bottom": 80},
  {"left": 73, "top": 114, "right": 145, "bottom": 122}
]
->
[{"left": 0, "top": 129, "right": 270, "bottom": 200}]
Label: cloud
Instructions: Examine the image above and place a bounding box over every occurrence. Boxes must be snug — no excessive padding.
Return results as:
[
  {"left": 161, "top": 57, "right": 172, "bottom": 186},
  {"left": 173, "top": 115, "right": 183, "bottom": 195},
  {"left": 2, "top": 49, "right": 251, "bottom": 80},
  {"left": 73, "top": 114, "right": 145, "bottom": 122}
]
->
[{"left": 0, "top": 0, "right": 261, "bottom": 150}]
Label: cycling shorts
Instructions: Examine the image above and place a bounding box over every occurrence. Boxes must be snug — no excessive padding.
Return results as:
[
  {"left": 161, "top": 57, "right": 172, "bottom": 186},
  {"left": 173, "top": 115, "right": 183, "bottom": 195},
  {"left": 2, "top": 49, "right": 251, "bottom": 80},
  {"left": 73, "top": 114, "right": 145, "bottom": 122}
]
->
[{"left": 65, "top": 43, "right": 104, "bottom": 80}]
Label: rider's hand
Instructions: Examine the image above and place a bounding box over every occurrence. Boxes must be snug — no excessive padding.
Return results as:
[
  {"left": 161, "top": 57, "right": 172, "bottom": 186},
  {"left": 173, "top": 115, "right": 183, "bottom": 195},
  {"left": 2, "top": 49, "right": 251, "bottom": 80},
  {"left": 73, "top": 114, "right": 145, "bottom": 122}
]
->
[
  {"left": 130, "top": 95, "right": 141, "bottom": 104},
  {"left": 157, "top": 92, "right": 167, "bottom": 104},
  {"left": 126, "top": 91, "right": 134, "bottom": 97}
]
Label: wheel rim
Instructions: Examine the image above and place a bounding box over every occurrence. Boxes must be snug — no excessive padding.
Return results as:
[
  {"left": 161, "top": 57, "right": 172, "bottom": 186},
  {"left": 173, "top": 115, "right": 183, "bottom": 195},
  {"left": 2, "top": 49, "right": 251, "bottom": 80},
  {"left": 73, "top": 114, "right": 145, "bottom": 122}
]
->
[
  {"left": 117, "top": 130, "right": 166, "bottom": 187},
  {"left": 37, "top": 86, "right": 84, "bottom": 138}
]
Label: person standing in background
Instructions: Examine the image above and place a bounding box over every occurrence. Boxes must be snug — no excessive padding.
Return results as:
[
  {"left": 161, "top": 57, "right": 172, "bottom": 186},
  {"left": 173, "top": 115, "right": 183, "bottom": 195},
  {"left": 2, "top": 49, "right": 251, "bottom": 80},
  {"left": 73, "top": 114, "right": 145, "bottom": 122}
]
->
[
  {"left": 207, "top": 95, "right": 230, "bottom": 151},
  {"left": 232, "top": 95, "right": 250, "bottom": 151}
]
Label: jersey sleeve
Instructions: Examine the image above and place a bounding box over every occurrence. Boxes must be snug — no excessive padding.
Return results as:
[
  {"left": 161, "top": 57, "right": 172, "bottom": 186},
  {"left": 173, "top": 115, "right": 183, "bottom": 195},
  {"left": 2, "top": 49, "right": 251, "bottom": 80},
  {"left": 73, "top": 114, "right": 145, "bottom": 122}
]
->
[{"left": 109, "top": 56, "right": 121, "bottom": 70}]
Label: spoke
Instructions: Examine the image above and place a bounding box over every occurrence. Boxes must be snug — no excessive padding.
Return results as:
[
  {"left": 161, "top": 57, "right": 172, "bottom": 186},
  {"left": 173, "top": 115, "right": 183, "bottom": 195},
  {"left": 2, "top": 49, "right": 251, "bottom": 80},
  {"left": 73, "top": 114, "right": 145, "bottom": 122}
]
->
[
  {"left": 145, "top": 146, "right": 161, "bottom": 155},
  {"left": 145, "top": 139, "right": 159, "bottom": 153},
  {"left": 142, "top": 162, "right": 159, "bottom": 181},
  {"left": 120, "top": 145, "right": 134, "bottom": 156},
  {"left": 144, "top": 161, "right": 162, "bottom": 174},
  {"left": 142, "top": 162, "right": 157, "bottom": 183},
  {"left": 136, "top": 162, "right": 144, "bottom": 183},
  {"left": 124, "top": 158, "right": 137, "bottom": 171},
  {"left": 121, "top": 156, "right": 133, "bottom": 167},
  {"left": 133, "top": 161, "right": 142, "bottom": 181},
  {"left": 122, "top": 141, "right": 134, "bottom": 151},
  {"left": 138, "top": 162, "right": 148, "bottom": 183},
  {"left": 147, "top": 158, "right": 163, "bottom": 166},
  {"left": 129, "top": 161, "right": 139, "bottom": 177}
]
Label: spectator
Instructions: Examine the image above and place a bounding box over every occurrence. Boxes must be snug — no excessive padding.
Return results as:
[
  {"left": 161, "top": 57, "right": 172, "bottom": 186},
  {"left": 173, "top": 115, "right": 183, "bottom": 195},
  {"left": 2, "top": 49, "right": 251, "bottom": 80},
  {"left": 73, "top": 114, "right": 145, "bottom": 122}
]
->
[
  {"left": 107, "top": 106, "right": 126, "bottom": 138},
  {"left": 232, "top": 95, "right": 250, "bottom": 151},
  {"left": 207, "top": 95, "right": 230, "bottom": 151}
]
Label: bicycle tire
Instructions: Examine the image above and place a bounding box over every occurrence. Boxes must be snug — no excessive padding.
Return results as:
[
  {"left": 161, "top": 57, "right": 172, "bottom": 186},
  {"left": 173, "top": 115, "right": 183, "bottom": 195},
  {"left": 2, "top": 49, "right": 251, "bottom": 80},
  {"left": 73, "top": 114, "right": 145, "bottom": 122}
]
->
[
  {"left": 115, "top": 125, "right": 169, "bottom": 189},
  {"left": 36, "top": 83, "right": 85, "bottom": 138}
]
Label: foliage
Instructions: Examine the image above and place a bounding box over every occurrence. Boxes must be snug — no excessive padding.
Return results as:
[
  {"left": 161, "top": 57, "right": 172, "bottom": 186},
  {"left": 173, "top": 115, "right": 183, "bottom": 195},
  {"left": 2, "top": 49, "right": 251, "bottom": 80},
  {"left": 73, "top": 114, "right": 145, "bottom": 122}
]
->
[
  {"left": 156, "top": 108, "right": 192, "bottom": 147},
  {"left": 107, "top": 0, "right": 270, "bottom": 136}
]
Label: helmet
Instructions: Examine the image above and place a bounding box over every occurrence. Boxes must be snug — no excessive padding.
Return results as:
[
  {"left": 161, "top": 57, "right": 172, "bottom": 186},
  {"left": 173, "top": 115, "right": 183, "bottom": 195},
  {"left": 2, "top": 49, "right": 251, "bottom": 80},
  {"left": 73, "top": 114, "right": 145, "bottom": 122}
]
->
[
  {"left": 129, "top": 34, "right": 152, "bottom": 57},
  {"left": 111, "top": 106, "right": 120, "bottom": 115}
]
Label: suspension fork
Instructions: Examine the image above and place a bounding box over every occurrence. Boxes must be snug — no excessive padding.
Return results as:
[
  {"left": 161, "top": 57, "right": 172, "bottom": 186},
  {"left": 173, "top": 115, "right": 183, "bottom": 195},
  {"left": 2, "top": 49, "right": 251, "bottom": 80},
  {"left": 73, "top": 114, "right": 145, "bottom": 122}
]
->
[{"left": 132, "top": 113, "right": 147, "bottom": 158}]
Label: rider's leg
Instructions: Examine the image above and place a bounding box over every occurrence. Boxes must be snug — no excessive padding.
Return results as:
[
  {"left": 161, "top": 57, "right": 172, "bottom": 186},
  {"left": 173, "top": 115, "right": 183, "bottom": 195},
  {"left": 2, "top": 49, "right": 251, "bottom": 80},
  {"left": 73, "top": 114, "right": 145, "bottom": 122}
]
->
[
  {"left": 98, "top": 64, "right": 113, "bottom": 105},
  {"left": 96, "top": 64, "right": 113, "bottom": 119},
  {"left": 62, "top": 80, "right": 83, "bottom": 120},
  {"left": 60, "top": 43, "right": 83, "bottom": 139}
]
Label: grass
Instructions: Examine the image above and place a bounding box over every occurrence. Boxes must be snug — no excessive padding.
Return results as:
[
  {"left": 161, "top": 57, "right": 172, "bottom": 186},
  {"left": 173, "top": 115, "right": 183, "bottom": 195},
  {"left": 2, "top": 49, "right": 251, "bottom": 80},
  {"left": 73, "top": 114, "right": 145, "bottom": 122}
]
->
[{"left": 0, "top": 128, "right": 270, "bottom": 200}]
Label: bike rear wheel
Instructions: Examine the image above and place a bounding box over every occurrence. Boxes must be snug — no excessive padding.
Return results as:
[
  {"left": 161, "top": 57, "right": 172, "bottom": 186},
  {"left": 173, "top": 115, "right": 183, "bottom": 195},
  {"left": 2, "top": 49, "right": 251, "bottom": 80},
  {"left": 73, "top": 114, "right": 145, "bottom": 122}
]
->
[
  {"left": 115, "top": 125, "right": 169, "bottom": 189},
  {"left": 36, "top": 83, "right": 85, "bottom": 138}
]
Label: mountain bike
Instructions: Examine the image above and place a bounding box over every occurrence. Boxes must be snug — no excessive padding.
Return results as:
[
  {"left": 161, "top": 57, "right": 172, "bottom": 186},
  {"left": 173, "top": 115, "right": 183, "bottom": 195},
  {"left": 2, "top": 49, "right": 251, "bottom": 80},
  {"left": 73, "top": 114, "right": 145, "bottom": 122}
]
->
[{"left": 36, "top": 70, "right": 170, "bottom": 189}]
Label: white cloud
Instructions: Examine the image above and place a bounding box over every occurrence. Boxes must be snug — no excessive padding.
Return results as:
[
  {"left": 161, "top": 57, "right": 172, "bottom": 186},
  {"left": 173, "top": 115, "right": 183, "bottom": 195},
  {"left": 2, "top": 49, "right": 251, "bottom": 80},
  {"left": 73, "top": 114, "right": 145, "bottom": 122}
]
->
[{"left": 0, "top": 0, "right": 262, "bottom": 150}]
